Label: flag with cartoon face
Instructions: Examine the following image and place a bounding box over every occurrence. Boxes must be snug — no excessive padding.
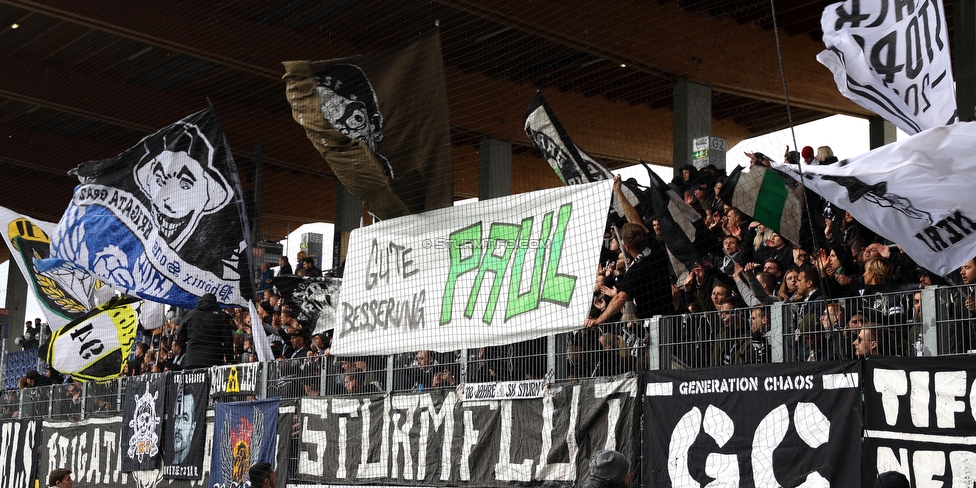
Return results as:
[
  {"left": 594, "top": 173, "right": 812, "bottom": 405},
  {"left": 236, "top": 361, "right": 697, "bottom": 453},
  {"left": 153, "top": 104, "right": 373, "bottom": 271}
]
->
[
  {"left": 45, "top": 108, "right": 253, "bottom": 308},
  {"left": 121, "top": 373, "right": 165, "bottom": 472}
]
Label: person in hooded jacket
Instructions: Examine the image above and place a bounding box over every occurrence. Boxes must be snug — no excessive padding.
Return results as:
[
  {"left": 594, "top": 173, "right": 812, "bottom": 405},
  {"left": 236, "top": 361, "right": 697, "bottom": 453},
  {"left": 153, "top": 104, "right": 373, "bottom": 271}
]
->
[
  {"left": 580, "top": 450, "right": 630, "bottom": 488},
  {"left": 176, "top": 293, "right": 235, "bottom": 370}
]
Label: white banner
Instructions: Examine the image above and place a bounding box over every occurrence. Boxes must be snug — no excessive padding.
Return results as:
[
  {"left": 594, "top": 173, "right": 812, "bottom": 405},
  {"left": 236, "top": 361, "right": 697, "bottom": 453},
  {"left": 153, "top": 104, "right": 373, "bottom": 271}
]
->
[
  {"left": 772, "top": 123, "right": 976, "bottom": 276},
  {"left": 818, "top": 0, "right": 956, "bottom": 135},
  {"left": 459, "top": 379, "right": 546, "bottom": 401},
  {"left": 331, "top": 181, "right": 612, "bottom": 355}
]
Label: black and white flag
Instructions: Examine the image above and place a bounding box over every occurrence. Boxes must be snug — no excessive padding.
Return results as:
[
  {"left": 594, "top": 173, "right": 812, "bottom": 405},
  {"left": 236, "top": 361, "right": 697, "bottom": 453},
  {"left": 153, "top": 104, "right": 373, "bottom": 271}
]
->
[
  {"left": 45, "top": 108, "right": 254, "bottom": 308},
  {"left": 121, "top": 373, "right": 166, "bottom": 472},
  {"left": 646, "top": 168, "right": 713, "bottom": 283},
  {"left": 0, "top": 420, "right": 40, "bottom": 488},
  {"left": 817, "top": 0, "right": 956, "bottom": 134},
  {"left": 773, "top": 122, "right": 976, "bottom": 276},
  {"left": 270, "top": 276, "right": 340, "bottom": 334},
  {"left": 524, "top": 92, "right": 638, "bottom": 216}
]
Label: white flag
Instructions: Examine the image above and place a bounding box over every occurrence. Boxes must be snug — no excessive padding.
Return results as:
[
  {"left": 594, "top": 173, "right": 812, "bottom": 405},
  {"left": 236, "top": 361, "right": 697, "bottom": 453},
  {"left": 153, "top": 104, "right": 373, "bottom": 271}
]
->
[
  {"left": 773, "top": 123, "right": 976, "bottom": 276},
  {"left": 817, "top": 0, "right": 956, "bottom": 134},
  {"left": 248, "top": 300, "right": 275, "bottom": 363}
]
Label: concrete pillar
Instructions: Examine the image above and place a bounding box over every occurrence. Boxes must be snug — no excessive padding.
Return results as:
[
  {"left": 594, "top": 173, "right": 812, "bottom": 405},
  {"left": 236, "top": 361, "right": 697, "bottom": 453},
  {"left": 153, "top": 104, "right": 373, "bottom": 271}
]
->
[
  {"left": 3, "top": 262, "right": 28, "bottom": 354},
  {"left": 478, "top": 136, "right": 512, "bottom": 200},
  {"left": 332, "top": 181, "right": 362, "bottom": 270},
  {"left": 955, "top": 0, "right": 976, "bottom": 121},
  {"left": 868, "top": 116, "right": 897, "bottom": 149},
  {"left": 672, "top": 78, "right": 712, "bottom": 176}
]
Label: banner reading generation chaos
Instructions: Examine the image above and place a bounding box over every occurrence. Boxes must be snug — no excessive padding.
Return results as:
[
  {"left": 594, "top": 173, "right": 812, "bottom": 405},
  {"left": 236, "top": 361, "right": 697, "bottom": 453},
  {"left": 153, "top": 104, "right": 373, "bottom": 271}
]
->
[
  {"left": 331, "top": 180, "right": 612, "bottom": 356},
  {"left": 643, "top": 362, "right": 862, "bottom": 487}
]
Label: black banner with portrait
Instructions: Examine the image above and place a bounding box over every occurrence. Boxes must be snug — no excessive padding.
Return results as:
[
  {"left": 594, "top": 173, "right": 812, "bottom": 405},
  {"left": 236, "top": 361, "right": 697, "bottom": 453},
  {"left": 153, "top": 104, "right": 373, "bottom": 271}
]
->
[{"left": 164, "top": 371, "right": 210, "bottom": 479}]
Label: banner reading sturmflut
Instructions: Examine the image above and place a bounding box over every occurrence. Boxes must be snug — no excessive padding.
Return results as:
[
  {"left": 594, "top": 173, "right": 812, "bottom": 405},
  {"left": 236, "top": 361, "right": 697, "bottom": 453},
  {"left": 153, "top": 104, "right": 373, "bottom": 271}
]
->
[
  {"left": 643, "top": 362, "right": 862, "bottom": 487},
  {"left": 817, "top": 0, "right": 956, "bottom": 134},
  {"left": 773, "top": 122, "right": 976, "bottom": 276},
  {"left": 330, "top": 181, "right": 612, "bottom": 356},
  {"left": 46, "top": 108, "right": 253, "bottom": 308},
  {"left": 295, "top": 376, "right": 637, "bottom": 486}
]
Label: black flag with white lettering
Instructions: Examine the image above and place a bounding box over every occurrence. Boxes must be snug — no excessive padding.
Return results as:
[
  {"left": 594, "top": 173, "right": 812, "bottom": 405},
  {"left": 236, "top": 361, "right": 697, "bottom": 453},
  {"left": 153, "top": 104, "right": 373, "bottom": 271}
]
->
[
  {"left": 645, "top": 166, "right": 718, "bottom": 283},
  {"left": 0, "top": 420, "right": 40, "bottom": 488},
  {"left": 643, "top": 362, "right": 861, "bottom": 487},
  {"left": 524, "top": 92, "right": 639, "bottom": 217},
  {"left": 861, "top": 356, "right": 976, "bottom": 488}
]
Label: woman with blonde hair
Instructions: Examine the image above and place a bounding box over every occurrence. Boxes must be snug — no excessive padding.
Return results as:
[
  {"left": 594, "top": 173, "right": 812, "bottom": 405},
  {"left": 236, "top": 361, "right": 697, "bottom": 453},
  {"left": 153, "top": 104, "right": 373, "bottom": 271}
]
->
[{"left": 817, "top": 146, "right": 838, "bottom": 165}]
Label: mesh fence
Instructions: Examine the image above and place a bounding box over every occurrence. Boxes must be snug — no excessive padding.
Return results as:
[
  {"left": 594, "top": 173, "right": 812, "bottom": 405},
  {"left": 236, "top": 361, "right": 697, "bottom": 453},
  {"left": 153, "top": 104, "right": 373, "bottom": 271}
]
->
[{"left": 1, "top": 0, "right": 974, "bottom": 487}]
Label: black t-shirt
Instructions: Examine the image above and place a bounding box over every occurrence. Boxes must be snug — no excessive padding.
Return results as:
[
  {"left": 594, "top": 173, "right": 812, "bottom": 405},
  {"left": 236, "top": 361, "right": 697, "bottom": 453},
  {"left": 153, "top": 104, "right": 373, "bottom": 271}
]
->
[{"left": 615, "top": 243, "right": 673, "bottom": 319}]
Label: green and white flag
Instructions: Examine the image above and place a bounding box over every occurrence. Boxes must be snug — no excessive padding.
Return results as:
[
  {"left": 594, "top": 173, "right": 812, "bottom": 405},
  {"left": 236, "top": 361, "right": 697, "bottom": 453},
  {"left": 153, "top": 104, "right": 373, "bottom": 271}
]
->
[{"left": 725, "top": 164, "right": 804, "bottom": 245}]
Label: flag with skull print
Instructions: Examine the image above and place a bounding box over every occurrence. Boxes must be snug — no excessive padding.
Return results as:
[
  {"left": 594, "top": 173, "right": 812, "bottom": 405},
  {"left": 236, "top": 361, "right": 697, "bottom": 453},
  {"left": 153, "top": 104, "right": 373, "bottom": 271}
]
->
[
  {"left": 283, "top": 30, "right": 454, "bottom": 221},
  {"left": 121, "top": 373, "right": 166, "bottom": 472},
  {"left": 45, "top": 108, "right": 253, "bottom": 308}
]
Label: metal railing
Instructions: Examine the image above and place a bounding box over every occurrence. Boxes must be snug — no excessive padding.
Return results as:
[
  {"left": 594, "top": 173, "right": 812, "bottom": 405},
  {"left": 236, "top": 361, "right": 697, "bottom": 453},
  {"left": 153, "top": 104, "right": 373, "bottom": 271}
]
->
[{"left": 5, "top": 285, "right": 969, "bottom": 420}]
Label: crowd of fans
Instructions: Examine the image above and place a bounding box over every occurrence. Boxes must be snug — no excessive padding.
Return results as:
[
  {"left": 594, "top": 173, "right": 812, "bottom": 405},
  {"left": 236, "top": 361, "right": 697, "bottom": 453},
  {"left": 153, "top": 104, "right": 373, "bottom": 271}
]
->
[
  {"left": 578, "top": 145, "right": 976, "bottom": 373},
  {"left": 8, "top": 144, "right": 976, "bottom": 404}
]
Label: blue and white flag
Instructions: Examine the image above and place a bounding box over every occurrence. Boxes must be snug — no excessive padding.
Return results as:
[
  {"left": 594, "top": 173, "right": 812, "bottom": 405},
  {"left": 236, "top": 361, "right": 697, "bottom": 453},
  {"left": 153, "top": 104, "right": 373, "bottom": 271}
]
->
[
  {"left": 210, "top": 398, "right": 279, "bottom": 488},
  {"left": 46, "top": 108, "right": 253, "bottom": 308}
]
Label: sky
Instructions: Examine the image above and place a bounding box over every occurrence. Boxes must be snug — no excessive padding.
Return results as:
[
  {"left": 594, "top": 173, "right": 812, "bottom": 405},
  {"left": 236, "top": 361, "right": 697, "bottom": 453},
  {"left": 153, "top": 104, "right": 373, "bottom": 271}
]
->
[{"left": 0, "top": 113, "right": 900, "bottom": 326}]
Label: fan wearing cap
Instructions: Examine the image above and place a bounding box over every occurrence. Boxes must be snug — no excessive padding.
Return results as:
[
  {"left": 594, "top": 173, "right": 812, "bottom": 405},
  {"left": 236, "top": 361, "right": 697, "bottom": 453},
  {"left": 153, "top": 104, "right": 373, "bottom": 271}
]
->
[
  {"left": 286, "top": 326, "right": 313, "bottom": 360},
  {"left": 581, "top": 450, "right": 630, "bottom": 488},
  {"left": 801, "top": 146, "right": 818, "bottom": 165}
]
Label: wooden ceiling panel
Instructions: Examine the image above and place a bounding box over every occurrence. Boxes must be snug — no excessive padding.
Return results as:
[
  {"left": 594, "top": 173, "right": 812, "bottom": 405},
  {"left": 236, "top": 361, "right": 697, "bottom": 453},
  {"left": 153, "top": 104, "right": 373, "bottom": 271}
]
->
[{"left": 0, "top": 0, "right": 885, "bottom": 229}]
